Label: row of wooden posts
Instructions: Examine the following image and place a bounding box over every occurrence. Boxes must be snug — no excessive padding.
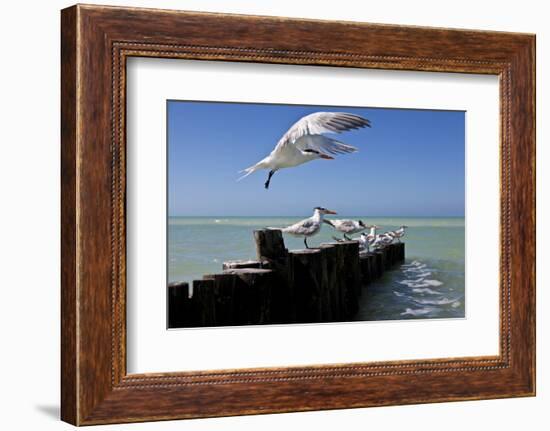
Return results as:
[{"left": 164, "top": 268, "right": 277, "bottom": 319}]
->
[{"left": 168, "top": 229, "right": 405, "bottom": 328}]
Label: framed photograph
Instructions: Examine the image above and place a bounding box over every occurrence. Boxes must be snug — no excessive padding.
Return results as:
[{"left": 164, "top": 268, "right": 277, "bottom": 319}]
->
[
  {"left": 164, "top": 100, "right": 465, "bottom": 330},
  {"left": 61, "top": 4, "right": 535, "bottom": 425}
]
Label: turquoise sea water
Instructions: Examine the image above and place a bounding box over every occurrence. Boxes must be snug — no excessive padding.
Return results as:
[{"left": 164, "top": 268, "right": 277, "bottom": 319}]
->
[{"left": 168, "top": 216, "right": 465, "bottom": 321}]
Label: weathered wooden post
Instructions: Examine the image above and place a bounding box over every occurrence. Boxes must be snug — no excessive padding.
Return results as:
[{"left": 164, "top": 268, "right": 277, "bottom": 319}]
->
[
  {"left": 372, "top": 250, "right": 384, "bottom": 279},
  {"left": 340, "top": 241, "right": 361, "bottom": 317},
  {"left": 359, "top": 253, "right": 375, "bottom": 285},
  {"left": 395, "top": 242, "right": 405, "bottom": 262},
  {"left": 253, "top": 229, "right": 295, "bottom": 323},
  {"left": 333, "top": 243, "right": 350, "bottom": 319},
  {"left": 224, "top": 268, "right": 276, "bottom": 325},
  {"left": 318, "top": 247, "right": 332, "bottom": 321},
  {"left": 290, "top": 248, "right": 324, "bottom": 323},
  {"left": 167, "top": 282, "right": 189, "bottom": 328},
  {"left": 385, "top": 244, "right": 392, "bottom": 265},
  {"left": 371, "top": 251, "right": 379, "bottom": 279},
  {"left": 202, "top": 273, "right": 238, "bottom": 327},
  {"left": 320, "top": 243, "right": 342, "bottom": 321},
  {"left": 385, "top": 244, "right": 394, "bottom": 266},
  {"left": 395, "top": 244, "right": 401, "bottom": 263},
  {"left": 254, "top": 229, "right": 287, "bottom": 260},
  {"left": 222, "top": 260, "right": 264, "bottom": 270},
  {"left": 203, "top": 268, "right": 277, "bottom": 326},
  {"left": 192, "top": 278, "right": 216, "bottom": 326},
  {"left": 384, "top": 247, "right": 390, "bottom": 269}
]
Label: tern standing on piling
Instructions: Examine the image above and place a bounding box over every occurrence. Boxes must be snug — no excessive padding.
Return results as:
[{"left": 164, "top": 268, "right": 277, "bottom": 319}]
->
[
  {"left": 366, "top": 225, "right": 381, "bottom": 242},
  {"left": 388, "top": 225, "right": 409, "bottom": 243},
  {"left": 358, "top": 225, "right": 381, "bottom": 252},
  {"left": 372, "top": 232, "right": 394, "bottom": 249},
  {"left": 275, "top": 207, "right": 337, "bottom": 249},
  {"left": 239, "top": 112, "right": 371, "bottom": 189},
  {"left": 324, "top": 219, "right": 367, "bottom": 240}
]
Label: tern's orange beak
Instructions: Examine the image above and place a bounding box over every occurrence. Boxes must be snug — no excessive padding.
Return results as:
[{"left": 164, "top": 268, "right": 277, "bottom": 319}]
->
[
  {"left": 320, "top": 154, "right": 334, "bottom": 160},
  {"left": 325, "top": 209, "right": 337, "bottom": 215}
]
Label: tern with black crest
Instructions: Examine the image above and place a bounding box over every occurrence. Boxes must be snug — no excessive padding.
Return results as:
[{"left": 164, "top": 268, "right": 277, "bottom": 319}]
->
[
  {"left": 238, "top": 112, "right": 371, "bottom": 189},
  {"left": 388, "top": 225, "right": 409, "bottom": 243},
  {"left": 324, "top": 218, "right": 367, "bottom": 240},
  {"left": 272, "top": 207, "right": 337, "bottom": 249}
]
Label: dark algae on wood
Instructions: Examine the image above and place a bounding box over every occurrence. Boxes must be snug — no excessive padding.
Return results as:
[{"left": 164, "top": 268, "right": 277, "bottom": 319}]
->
[{"left": 168, "top": 229, "right": 405, "bottom": 328}]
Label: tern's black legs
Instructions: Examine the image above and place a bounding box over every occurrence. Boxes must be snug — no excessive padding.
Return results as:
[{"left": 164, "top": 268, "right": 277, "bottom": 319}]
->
[
  {"left": 264, "top": 170, "right": 275, "bottom": 189},
  {"left": 304, "top": 237, "right": 309, "bottom": 249}
]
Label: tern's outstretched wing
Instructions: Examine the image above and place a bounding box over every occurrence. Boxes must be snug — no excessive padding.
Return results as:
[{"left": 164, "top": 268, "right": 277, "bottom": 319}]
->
[
  {"left": 336, "top": 220, "right": 356, "bottom": 229},
  {"left": 295, "top": 135, "right": 358, "bottom": 156},
  {"left": 274, "top": 112, "right": 371, "bottom": 152}
]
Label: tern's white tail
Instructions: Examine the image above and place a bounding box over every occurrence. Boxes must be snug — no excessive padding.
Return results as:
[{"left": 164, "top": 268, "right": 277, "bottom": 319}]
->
[
  {"left": 237, "top": 160, "right": 266, "bottom": 181},
  {"left": 237, "top": 166, "right": 257, "bottom": 181}
]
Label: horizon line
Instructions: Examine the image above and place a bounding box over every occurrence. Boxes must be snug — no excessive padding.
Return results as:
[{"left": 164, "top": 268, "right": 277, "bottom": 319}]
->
[{"left": 168, "top": 214, "right": 466, "bottom": 218}]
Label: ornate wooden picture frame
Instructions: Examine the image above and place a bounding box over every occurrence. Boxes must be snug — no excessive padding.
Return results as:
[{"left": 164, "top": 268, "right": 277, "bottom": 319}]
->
[{"left": 61, "top": 4, "right": 535, "bottom": 425}]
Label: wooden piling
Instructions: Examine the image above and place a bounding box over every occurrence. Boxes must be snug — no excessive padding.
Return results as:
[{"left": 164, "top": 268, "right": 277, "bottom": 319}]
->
[
  {"left": 201, "top": 268, "right": 277, "bottom": 326},
  {"left": 290, "top": 248, "right": 325, "bottom": 323},
  {"left": 380, "top": 247, "right": 391, "bottom": 270},
  {"left": 202, "top": 273, "right": 238, "bottom": 326},
  {"left": 192, "top": 279, "right": 216, "bottom": 326},
  {"left": 168, "top": 228, "right": 406, "bottom": 328},
  {"left": 395, "top": 242, "right": 405, "bottom": 262},
  {"left": 340, "top": 241, "right": 361, "bottom": 316},
  {"left": 359, "top": 253, "right": 376, "bottom": 285},
  {"left": 254, "top": 229, "right": 287, "bottom": 261},
  {"left": 373, "top": 250, "right": 385, "bottom": 278},
  {"left": 391, "top": 246, "right": 397, "bottom": 265},
  {"left": 167, "top": 282, "right": 189, "bottom": 328},
  {"left": 319, "top": 243, "right": 342, "bottom": 321},
  {"left": 222, "top": 260, "right": 265, "bottom": 270},
  {"left": 224, "top": 268, "right": 275, "bottom": 325},
  {"left": 253, "top": 228, "right": 295, "bottom": 323}
]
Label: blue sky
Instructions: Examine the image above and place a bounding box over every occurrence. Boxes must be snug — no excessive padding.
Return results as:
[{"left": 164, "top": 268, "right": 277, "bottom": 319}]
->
[{"left": 168, "top": 101, "right": 464, "bottom": 216}]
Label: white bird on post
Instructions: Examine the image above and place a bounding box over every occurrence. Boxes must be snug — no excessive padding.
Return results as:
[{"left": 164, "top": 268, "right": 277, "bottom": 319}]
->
[
  {"left": 358, "top": 225, "right": 381, "bottom": 252},
  {"left": 272, "top": 207, "right": 337, "bottom": 249},
  {"left": 388, "top": 225, "right": 409, "bottom": 243},
  {"left": 324, "top": 219, "right": 367, "bottom": 240}
]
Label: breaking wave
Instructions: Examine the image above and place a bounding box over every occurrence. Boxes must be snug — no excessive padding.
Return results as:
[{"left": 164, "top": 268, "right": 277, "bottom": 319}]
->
[{"left": 388, "top": 259, "right": 462, "bottom": 318}]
